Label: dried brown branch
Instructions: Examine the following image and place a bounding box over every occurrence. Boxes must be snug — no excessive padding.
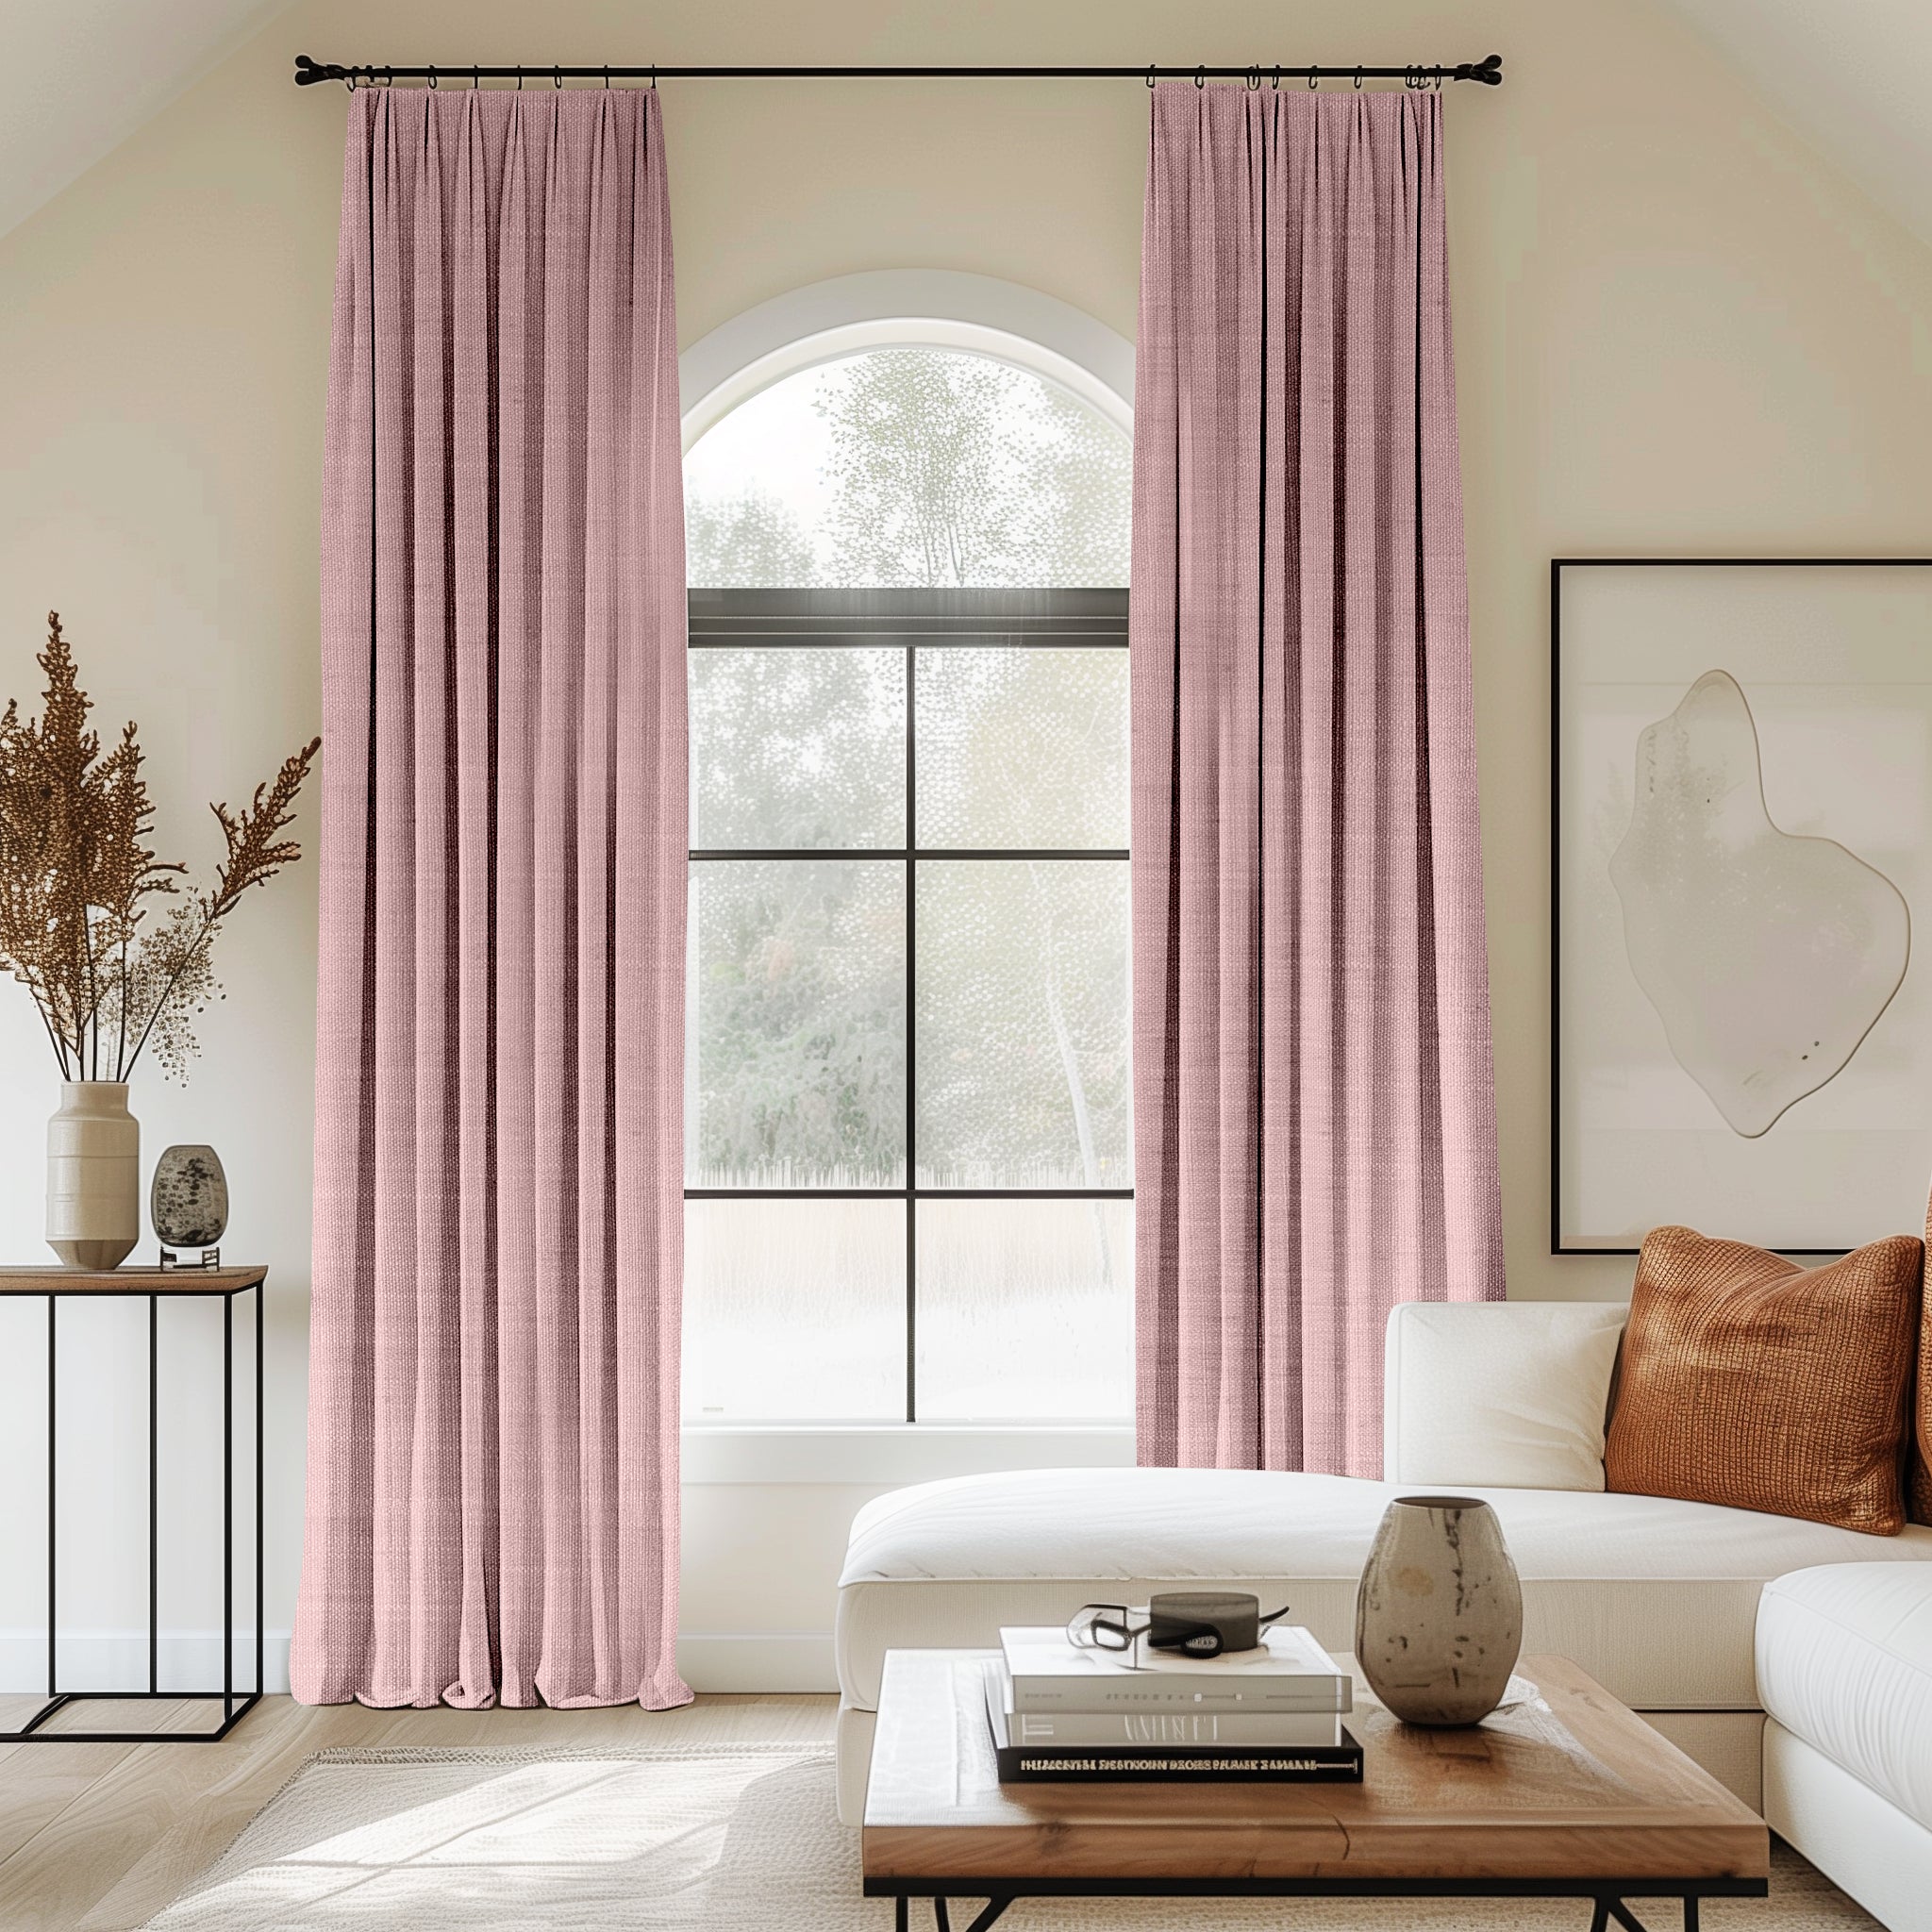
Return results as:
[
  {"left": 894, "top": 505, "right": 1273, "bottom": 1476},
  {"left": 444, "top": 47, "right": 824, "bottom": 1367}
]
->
[{"left": 0, "top": 613, "right": 318, "bottom": 1083}]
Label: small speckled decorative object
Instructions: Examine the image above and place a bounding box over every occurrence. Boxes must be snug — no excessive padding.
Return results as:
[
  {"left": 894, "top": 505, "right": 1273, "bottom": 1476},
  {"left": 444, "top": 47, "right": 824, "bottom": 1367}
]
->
[
  {"left": 1355, "top": 1493, "right": 1523, "bottom": 1726},
  {"left": 151, "top": 1143, "right": 229, "bottom": 1260}
]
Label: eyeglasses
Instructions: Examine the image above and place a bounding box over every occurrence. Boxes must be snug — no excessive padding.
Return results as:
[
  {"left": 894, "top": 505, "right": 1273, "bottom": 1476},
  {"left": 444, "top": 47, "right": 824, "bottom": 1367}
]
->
[{"left": 1066, "top": 1597, "right": 1292, "bottom": 1662}]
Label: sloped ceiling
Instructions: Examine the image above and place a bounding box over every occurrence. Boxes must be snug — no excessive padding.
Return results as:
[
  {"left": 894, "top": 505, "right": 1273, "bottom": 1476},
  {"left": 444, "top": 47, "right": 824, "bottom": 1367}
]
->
[
  {"left": 0, "top": 0, "right": 291, "bottom": 239},
  {"left": 1660, "top": 0, "right": 1932, "bottom": 250},
  {"left": 2, "top": 1, "right": 1931, "bottom": 251}
]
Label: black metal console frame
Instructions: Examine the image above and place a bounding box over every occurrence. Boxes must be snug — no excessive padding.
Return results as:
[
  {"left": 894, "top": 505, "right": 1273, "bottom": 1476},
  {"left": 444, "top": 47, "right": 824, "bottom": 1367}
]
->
[
  {"left": 870, "top": 1873, "right": 1770, "bottom": 1932},
  {"left": 1, "top": 1271, "right": 265, "bottom": 1744}
]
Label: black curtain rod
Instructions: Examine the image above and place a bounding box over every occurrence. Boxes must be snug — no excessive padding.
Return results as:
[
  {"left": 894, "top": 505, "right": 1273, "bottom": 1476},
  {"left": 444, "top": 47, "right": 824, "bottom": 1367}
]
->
[{"left": 294, "top": 53, "right": 1504, "bottom": 90}]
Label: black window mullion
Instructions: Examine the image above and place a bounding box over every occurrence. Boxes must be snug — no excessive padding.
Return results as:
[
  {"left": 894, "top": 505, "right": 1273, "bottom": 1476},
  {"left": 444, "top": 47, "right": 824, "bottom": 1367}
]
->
[
  {"left": 686, "top": 590, "right": 1132, "bottom": 1428},
  {"left": 905, "top": 637, "right": 917, "bottom": 1425}
]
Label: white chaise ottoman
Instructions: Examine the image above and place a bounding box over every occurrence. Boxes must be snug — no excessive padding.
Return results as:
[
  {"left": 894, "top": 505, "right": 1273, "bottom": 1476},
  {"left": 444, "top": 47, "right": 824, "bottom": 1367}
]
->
[{"left": 1759, "top": 1563, "right": 1932, "bottom": 1932}]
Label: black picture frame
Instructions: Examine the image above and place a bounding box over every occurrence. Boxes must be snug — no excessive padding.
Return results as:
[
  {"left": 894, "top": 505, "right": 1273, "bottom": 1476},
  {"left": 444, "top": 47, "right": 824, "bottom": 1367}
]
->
[{"left": 1550, "top": 556, "right": 1932, "bottom": 1257}]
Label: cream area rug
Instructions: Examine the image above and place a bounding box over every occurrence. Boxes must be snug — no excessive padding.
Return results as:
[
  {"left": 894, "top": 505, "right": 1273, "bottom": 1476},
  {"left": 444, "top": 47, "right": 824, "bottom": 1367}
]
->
[{"left": 143, "top": 1742, "right": 1878, "bottom": 1931}]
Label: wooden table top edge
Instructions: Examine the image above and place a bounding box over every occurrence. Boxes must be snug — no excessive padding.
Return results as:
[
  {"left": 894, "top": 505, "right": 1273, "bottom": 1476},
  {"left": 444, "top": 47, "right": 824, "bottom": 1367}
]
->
[
  {"left": 863, "top": 1647, "right": 1771, "bottom": 1886},
  {"left": 0, "top": 1265, "right": 268, "bottom": 1292}
]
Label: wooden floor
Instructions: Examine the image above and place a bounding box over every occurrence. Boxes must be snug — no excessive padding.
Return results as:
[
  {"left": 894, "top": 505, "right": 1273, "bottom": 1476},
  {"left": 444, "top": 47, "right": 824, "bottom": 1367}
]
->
[{"left": 0, "top": 1690, "right": 838, "bottom": 1932}]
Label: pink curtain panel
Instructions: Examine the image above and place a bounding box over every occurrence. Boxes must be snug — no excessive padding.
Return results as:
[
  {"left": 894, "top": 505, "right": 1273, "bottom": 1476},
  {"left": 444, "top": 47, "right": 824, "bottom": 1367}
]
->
[
  {"left": 291, "top": 88, "right": 691, "bottom": 1709},
  {"left": 1131, "top": 85, "right": 1505, "bottom": 1477}
]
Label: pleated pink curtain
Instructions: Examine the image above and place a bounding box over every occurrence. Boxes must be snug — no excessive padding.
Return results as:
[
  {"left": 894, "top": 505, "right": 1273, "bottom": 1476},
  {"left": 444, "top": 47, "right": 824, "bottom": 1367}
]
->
[
  {"left": 291, "top": 87, "right": 691, "bottom": 1709},
  {"left": 1131, "top": 85, "right": 1504, "bottom": 1477}
]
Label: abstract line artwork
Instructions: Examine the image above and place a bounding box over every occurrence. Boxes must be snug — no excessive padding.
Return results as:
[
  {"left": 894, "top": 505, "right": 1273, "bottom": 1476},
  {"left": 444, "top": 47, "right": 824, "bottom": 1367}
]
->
[
  {"left": 1555, "top": 560, "right": 1932, "bottom": 1254},
  {"left": 1610, "top": 670, "right": 1909, "bottom": 1139}
]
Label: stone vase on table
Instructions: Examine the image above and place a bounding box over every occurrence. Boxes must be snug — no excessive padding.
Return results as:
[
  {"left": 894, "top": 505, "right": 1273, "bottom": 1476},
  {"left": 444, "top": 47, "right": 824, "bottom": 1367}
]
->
[
  {"left": 46, "top": 1080, "right": 140, "bottom": 1270},
  {"left": 1355, "top": 1493, "right": 1524, "bottom": 1726}
]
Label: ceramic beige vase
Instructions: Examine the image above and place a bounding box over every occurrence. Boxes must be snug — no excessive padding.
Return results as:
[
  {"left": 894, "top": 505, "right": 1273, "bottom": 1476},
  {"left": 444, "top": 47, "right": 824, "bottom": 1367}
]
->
[
  {"left": 46, "top": 1081, "right": 140, "bottom": 1270},
  {"left": 1355, "top": 1493, "right": 1523, "bottom": 1727}
]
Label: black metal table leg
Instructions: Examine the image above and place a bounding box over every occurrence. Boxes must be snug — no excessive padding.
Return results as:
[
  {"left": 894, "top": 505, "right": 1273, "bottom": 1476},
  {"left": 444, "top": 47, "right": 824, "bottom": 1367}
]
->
[
  {"left": 255, "top": 1281, "right": 264, "bottom": 1702},
  {"left": 45, "top": 1291, "right": 56, "bottom": 1708},
  {"left": 223, "top": 1289, "right": 234, "bottom": 1726},
  {"left": 149, "top": 1291, "right": 158, "bottom": 1698}
]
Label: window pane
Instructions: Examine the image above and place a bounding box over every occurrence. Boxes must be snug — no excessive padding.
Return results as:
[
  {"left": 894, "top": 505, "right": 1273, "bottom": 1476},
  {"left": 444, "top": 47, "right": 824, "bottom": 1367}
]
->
[
  {"left": 691, "top": 647, "right": 904, "bottom": 850},
  {"left": 915, "top": 648, "right": 1127, "bottom": 850},
  {"left": 916, "top": 1200, "right": 1132, "bottom": 1420},
  {"left": 915, "top": 859, "right": 1129, "bottom": 1188},
  {"left": 684, "top": 348, "right": 1130, "bottom": 590},
  {"left": 691, "top": 859, "right": 906, "bottom": 1187},
  {"left": 685, "top": 1200, "right": 905, "bottom": 1420}
]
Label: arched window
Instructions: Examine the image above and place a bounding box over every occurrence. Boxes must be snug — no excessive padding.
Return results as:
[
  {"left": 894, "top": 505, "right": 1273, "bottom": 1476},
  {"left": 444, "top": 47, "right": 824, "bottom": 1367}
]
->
[
  {"left": 684, "top": 344, "right": 1128, "bottom": 589},
  {"left": 680, "top": 278, "right": 1133, "bottom": 1426}
]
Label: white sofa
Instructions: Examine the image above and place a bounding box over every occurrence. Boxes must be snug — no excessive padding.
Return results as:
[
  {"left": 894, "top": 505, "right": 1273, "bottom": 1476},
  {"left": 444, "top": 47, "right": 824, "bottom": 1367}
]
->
[{"left": 834, "top": 1300, "right": 1932, "bottom": 1927}]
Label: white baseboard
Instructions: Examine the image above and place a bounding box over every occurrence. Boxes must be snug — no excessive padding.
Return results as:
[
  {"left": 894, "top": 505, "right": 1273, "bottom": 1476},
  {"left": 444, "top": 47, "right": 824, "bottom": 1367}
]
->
[
  {"left": 0, "top": 1630, "right": 291, "bottom": 1697},
  {"left": 676, "top": 1633, "right": 837, "bottom": 1693},
  {"left": 1, "top": 1631, "right": 832, "bottom": 1700},
  {"left": 0, "top": 1638, "right": 834, "bottom": 1700}
]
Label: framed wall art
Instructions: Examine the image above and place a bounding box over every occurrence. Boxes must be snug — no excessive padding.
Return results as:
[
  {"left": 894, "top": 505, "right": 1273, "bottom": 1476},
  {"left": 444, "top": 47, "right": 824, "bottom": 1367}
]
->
[{"left": 1552, "top": 558, "right": 1932, "bottom": 1254}]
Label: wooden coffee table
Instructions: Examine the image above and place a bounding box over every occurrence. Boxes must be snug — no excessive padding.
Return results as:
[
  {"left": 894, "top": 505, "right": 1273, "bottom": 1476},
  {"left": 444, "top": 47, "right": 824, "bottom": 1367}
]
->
[{"left": 863, "top": 1650, "right": 1768, "bottom": 1932}]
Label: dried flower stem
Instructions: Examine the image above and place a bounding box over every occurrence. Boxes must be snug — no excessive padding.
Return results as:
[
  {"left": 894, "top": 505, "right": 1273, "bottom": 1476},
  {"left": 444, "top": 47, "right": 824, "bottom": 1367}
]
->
[{"left": 0, "top": 613, "right": 319, "bottom": 1084}]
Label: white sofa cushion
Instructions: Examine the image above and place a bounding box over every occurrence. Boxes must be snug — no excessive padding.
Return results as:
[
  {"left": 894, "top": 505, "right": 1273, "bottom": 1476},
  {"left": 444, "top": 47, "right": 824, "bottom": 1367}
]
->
[
  {"left": 1757, "top": 1562, "right": 1932, "bottom": 1832},
  {"left": 1384, "top": 1300, "right": 1626, "bottom": 1490},
  {"left": 837, "top": 1468, "right": 1932, "bottom": 1714}
]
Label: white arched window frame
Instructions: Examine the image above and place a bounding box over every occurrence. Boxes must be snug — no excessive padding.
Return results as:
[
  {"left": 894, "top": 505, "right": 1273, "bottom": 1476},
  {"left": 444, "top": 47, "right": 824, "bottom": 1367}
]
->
[
  {"left": 678, "top": 269, "right": 1134, "bottom": 456},
  {"left": 677, "top": 273, "right": 1139, "bottom": 1482}
]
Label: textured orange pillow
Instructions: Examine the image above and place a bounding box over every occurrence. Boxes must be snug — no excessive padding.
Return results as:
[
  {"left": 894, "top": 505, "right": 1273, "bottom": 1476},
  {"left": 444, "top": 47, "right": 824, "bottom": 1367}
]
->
[
  {"left": 1913, "top": 1201, "right": 1932, "bottom": 1527},
  {"left": 1605, "top": 1225, "right": 1922, "bottom": 1537}
]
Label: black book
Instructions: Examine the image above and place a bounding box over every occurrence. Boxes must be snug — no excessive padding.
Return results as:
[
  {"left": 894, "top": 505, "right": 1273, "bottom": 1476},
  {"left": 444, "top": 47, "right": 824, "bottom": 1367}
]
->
[{"left": 983, "top": 1673, "right": 1365, "bottom": 1784}]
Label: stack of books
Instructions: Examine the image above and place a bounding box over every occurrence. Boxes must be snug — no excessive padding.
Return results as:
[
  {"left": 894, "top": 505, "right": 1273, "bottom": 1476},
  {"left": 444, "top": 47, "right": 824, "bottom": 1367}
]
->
[{"left": 986, "top": 1622, "right": 1363, "bottom": 1783}]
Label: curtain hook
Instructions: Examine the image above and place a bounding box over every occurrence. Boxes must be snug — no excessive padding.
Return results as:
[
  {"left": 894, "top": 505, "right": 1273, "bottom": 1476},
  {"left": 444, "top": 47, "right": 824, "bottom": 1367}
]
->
[
  {"left": 1354, "top": 65, "right": 1363, "bottom": 90},
  {"left": 344, "top": 66, "right": 356, "bottom": 91},
  {"left": 1271, "top": 64, "right": 1280, "bottom": 89},
  {"left": 1246, "top": 63, "right": 1260, "bottom": 91},
  {"left": 1307, "top": 62, "right": 1319, "bottom": 90},
  {"left": 651, "top": 64, "right": 658, "bottom": 89},
  {"left": 473, "top": 64, "right": 480, "bottom": 90},
  {"left": 604, "top": 65, "right": 611, "bottom": 88},
  {"left": 553, "top": 64, "right": 563, "bottom": 90},
  {"left": 383, "top": 66, "right": 392, "bottom": 88},
  {"left": 426, "top": 63, "right": 437, "bottom": 90},
  {"left": 1432, "top": 66, "right": 1443, "bottom": 91},
  {"left": 516, "top": 66, "right": 524, "bottom": 90},
  {"left": 1193, "top": 64, "right": 1205, "bottom": 90},
  {"left": 1145, "top": 62, "right": 1156, "bottom": 90}
]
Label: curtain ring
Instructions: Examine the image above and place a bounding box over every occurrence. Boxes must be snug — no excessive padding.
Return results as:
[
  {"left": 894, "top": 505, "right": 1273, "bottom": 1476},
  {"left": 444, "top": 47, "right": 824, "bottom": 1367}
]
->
[
  {"left": 1145, "top": 63, "right": 1156, "bottom": 89},
  {"left": 344, "top": 67, "right": 356, "bottom": 91},
  {"left": 1354, "top": 65, "right": 1363, "bottom": 90},
  {"left": 1246, "top": 63, "right": 1260, "bottom": 91},
  {"left": 1307, "top": 63, "right": 1319, "bottom": 90},
  {"left": 1193, "top": 65, "right": 1205, "bottom": 90},
  {"left": 426, "top": 63, "right": 437, "bottom": 90},
  {"left": 472, "top": 64, "right": 480, "bottom": 90},
  {"left": 516, "top": 66, "right": 524, "bottom": 90},
  {"left": 1271, "top": 64, "right": 1280, "bottom": 88},
  {"left": 651, "top": 64, "right": 658, "bottom": 89},
  {"left": 553, "top": 65, "right": 563, "bottom": 89},
  {"left": 1434, "top": 68, "right": 1444, "bottom": 91}
]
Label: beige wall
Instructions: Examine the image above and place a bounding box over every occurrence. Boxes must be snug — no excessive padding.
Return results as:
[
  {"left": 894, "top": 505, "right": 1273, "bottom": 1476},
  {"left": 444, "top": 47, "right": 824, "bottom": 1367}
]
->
[{"left": 1, "top": 0, "right": 1929, "bottom": 1683}]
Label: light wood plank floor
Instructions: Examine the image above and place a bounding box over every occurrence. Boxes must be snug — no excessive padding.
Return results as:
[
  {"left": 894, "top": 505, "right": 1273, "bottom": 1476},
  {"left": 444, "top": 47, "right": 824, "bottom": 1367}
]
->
[{"left": 0, "top": 1691, "right": 838, "bottom": 1932}]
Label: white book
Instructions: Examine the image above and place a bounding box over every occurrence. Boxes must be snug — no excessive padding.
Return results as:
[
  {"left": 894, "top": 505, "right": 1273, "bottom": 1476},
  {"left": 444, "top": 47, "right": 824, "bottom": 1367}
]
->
[
  {"left": 997, "top": 1624, "right": 1353, "bottom": 1714},
  {"left": 1008, "top": 1704, "right": 1344, "bottom": 1747}
]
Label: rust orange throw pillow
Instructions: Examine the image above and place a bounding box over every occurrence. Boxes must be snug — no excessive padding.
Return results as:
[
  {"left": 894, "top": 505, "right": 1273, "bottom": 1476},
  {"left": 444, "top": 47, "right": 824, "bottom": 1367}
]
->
[
  {"left": 1605, "top": 1225, "right": 1923, "bottom": 1537},
  {"left": 1914, "top": 1202, "right": 1932, "bottom": 1527}
]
